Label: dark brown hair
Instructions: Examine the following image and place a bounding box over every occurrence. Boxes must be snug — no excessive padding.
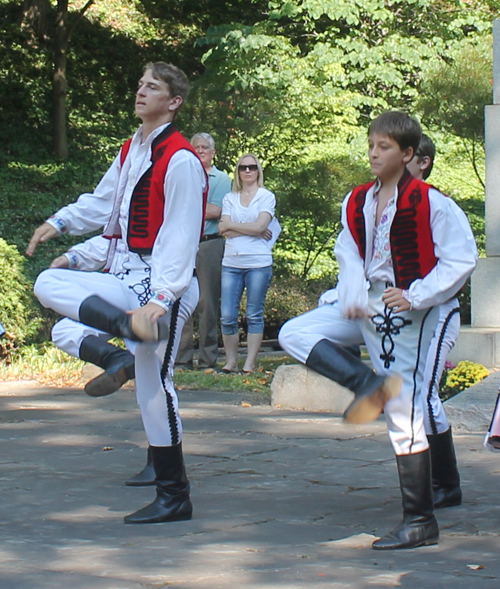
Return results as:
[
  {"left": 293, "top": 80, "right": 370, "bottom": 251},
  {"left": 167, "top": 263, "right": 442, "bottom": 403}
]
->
[
  {"left": 144, "top": 62, "right": 190, "bottom": 113},
  {"left": 369, "top": 111, "right": 422, "bottom": 153}
]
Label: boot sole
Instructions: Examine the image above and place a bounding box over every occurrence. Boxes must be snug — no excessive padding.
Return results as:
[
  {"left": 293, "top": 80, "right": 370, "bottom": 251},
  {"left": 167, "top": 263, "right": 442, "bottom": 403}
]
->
[
  {"left": 372, "top": 535, "right": 438, "bottom": 550},
  {"left": 85, "top": 367, "right": 130, "bottom": 397},
  {"left": 124, "top": 510, "right": 192, "bottom": 524},
  {"left": 344, "top": 374, "right": 403, "bottom": 424}
]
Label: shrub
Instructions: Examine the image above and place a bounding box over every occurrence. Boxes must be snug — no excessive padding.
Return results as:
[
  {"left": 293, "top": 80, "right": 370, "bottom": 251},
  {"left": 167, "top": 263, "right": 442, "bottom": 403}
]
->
[
  {"left": 0, "top": 238, "right": 42, "bottom": 360},
  {"left": 440, "top": 360, "right": 489, "bottom": 401}
]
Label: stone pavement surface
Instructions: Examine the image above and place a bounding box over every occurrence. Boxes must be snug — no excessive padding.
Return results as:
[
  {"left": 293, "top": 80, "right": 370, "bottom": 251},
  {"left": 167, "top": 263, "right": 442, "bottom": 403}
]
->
[{"left": 1, "top": 380, "right": 500, "bottom": 589}]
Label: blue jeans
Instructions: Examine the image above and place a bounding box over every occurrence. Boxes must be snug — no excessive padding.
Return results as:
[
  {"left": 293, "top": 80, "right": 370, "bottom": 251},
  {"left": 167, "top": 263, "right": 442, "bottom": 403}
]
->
[{"left": 220, "top": 265, "right": 273, "bottom": 335}]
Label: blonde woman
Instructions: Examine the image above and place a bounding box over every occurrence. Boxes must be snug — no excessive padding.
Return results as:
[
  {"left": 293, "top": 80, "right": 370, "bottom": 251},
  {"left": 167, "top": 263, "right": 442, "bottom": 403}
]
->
[{"left": 218, "top": 154, "right": 276, "bottom": 373}]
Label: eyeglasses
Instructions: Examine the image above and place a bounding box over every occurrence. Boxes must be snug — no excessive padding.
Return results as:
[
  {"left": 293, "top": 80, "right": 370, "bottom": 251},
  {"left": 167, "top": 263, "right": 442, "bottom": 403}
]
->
[{"left": 238, "top": 164, "right": 258, "bottom": 172}]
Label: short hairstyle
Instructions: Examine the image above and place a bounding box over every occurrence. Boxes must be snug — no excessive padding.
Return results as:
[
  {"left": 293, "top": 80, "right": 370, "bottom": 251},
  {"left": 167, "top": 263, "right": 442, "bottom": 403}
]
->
[
  {"left": 368, "top": 111, "right": 422, "bottom": 153},
  {"left": 232, "top": 154, "right": 265, "bottom": 192},
  {"left": 191, "top": 133, "right": 215, "bottom": 150},
  {"left": 415, "top": 134, "right": 436, "bottom": 180},
  {"left": 143, "top": 62, "right": 190, "bottom": 113}
]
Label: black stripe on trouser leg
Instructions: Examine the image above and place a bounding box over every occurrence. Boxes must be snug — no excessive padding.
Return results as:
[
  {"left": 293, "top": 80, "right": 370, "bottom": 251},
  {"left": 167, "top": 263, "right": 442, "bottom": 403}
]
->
[
  {"left": 425, "top": 307, "right": 460, "bottom": 435},
  {"left": 409, "top": 307, "right": 434, "bottom": 453},
  {"left": 160, "top": 299, "right": 181, "bottom": 446}
]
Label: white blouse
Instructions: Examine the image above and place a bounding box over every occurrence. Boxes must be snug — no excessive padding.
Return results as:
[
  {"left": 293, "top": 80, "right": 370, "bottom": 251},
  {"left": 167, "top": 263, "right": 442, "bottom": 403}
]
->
[{"left": 221, "top": 187, "right": 276, "bottom": 269}]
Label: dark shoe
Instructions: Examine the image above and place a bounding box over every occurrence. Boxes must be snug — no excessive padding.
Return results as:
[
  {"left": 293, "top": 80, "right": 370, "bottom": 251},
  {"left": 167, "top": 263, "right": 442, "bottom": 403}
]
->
[
  {"left": 372, "top": 515, "right": 439, "bottom": 550},
  {"left": 79, "top": 336, "right": 135, "bottom": 397},
  {"left": 373, "top": 450, "right": 439, "bottom": 550},
  {"left": 79, "top": 295, "right": 170, "bottom": 342},
  {"left": 428, "top": 428, "right": 462, "bottom": 509},
  {"left": 125, "top": 447, "right": 156, "bottom": 487},
  {"left": 124, "top": 444, "right": 192, "bottom": 524},
  {"left": 306, "top": 339, "right": 401, "bottom": 424}
]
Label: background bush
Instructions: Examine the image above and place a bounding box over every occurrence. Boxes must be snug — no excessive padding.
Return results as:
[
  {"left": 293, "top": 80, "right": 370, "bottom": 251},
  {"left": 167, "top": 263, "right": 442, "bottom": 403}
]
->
[{"left": 0, "top": 238, "right": 42, "bottom": 360}]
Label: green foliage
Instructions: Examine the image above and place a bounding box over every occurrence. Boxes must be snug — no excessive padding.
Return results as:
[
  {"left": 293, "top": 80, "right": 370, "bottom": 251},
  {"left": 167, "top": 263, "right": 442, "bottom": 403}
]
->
[
  {"left": 0, "top": 239, "right": 42, "bottom": 359},
  {"left": 261, "top": 276, "right": 333, "bottom": 337},
  {"left": 440, "top": 360, "right": 489, "bottom": 401},
  {"left": 419, "top": 35, "right": 492, "bottom": 142},
  {"left": 0, "top": 342, "right": 84, "bottom": 385}
]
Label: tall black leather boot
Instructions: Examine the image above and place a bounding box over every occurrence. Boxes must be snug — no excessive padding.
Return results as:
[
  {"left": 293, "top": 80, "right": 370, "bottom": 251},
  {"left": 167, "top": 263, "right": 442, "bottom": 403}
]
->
[
  {"left": 372, "top": 450, "right": 439, "bottom": 550},
  {"left": 428, "top": 428, "right": 462, "bottom": 509},
  {"left": 124, "top": 443, "right": 193, "bottom": 524},
  {"left": 79, "top": 295, "right": 169, "bottom": 342},
  {"left": 306, "top": 339, "right": 402, "bottom": 424},
  {"left": 125, "top": 446, "right": 156, "bottom": 487},
  {"left": 79, "top": 335, "right": 135, "bottom": 397}
]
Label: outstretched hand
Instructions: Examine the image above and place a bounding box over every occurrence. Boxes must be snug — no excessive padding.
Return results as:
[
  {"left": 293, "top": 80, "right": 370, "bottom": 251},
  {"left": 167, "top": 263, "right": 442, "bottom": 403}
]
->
[{"left": 26, "top": 223, "right": 58, "bottom": 257}]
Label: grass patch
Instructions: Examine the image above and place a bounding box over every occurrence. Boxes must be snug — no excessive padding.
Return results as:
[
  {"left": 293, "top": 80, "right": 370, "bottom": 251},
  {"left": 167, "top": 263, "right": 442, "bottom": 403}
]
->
[
  {"left": 175, "top": 355, "right": 296, "bottom": 396},
  {"left": 0, "top": 343, "right": 84, "bottom": 387}
]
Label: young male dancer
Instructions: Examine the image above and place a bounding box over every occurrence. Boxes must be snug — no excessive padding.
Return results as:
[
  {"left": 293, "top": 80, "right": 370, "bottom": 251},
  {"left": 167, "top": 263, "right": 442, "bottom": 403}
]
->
[
  {"left": 27, "top": 62, "right": 208, "bottom": 524},
  {"left": 407, "top": 135, "right": 464, "bottom": 509},
  {"left": 279, "top": 112, "right": 477, "bottom": 550}
]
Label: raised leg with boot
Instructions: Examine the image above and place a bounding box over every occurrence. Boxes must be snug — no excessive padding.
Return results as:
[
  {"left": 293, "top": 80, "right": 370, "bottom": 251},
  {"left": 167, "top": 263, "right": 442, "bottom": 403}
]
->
[
  {"left": 124, "top": 443, "right": 193, "bottom": 524},
  {"left": 79, "top": 295, "right": 170, "bottom": 342},
  {"left": 79, "top": 335, "right": 135, "bottom": 397},
  {"left": 125, "top": 446, "right": 156, "bottom": 487},
  {"left": 306, "top": 339, "right": 402, "bottom": 424},
  {"left": 372, "top": 449, "right": 439, "bottom": 550},
  {"left": 428, "top": 428, "right": 462, "bottom": 509}
]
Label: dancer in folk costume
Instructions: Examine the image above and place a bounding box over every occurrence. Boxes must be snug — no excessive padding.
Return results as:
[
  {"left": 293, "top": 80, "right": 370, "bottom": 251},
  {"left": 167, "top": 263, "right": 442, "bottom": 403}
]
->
[
  {"left": 27, "top": 62, "right": 208, "bottom": 523},
  {"left": 279, "top": 112, "right": 477, "bottom": 549}
]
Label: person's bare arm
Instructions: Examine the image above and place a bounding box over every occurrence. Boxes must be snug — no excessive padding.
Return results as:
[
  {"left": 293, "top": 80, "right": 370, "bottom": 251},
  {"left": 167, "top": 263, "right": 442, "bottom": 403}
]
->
[
  {"left": 205, "top": 203, "right": 222, "bottom": 220},
  {"left": 49, "top": 255, "right": 70, "bottom": 269},
  {"left": 219, "top": 212, "right": 272, "bottom": 238},
  {"left": 26, "top": 223, "right": 58, "bottom": 256}
]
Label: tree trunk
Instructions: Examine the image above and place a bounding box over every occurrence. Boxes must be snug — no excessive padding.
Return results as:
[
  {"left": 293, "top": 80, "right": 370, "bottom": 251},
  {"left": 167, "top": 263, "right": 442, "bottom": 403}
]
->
[
  {"left": 53, "top": 0, "right": 69, "bottom": 159},
  {"left": 21, "top": 0, "right": 51, "bottom": 41}
]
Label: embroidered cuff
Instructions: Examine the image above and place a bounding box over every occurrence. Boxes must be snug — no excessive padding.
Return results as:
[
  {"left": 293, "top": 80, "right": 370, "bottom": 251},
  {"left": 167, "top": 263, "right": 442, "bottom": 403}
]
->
[
  {"left": 47, "top": 215, "right": 67, "bottom": 234},
  {"left": 150, "top": 291, "right": 175, "bottom": 311},
  {"left": 64, "top": 251, "right": 79, "bottom": 269},
  {"left": 402, "top": 289, "right": 413, "bottom": 310}
]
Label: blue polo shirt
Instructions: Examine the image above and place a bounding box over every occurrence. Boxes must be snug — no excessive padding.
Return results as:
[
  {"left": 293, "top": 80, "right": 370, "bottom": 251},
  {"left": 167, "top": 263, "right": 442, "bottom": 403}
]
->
[{"left": 205, "top": 166, "right": 232, "bottom": 236}]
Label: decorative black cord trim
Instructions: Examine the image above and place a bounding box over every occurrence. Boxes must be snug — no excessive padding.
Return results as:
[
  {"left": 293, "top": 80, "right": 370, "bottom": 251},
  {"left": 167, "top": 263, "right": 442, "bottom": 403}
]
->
[
  {"left": 128, "top": 267, "right": 152, "bottom": 307},
  {"left": 160, "top": 298, "right": 181, "bottom": 445},
  {"left": 372, "top": 306, "right": 412, "bottom": 369},
  {"left": 426, "top": 307, "right": 460, "bottom": 435},
  {"left": 409, "top": 307, "right": 433, "bottom": 452}
]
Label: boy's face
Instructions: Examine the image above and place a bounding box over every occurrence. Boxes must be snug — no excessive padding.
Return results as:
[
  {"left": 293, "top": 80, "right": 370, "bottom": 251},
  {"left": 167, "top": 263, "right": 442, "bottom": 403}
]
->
[{"left": 368, "top": 133, "right": 414, "bottom": 182}]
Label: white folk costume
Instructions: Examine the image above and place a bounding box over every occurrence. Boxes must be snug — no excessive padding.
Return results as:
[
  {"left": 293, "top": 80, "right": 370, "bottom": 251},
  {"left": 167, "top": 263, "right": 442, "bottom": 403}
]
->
[
  {"left": 34, "top": 122, "right": 207, "bottom": 523},
  {"left": 279, "top": 170, "right": 477, "bottom": 549}
]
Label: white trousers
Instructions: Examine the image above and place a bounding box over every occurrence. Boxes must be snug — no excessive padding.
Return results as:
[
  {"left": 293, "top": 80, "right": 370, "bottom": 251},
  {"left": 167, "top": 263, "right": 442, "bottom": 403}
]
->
[
  {"left": 34, "top": 267, "right": 199, "bottom": 446},
  {"left": 279, "top": 282, "right": 438, "bottom": 455},
  {"left": 421, "top": 298, "right": 460, "bottom": 435}
]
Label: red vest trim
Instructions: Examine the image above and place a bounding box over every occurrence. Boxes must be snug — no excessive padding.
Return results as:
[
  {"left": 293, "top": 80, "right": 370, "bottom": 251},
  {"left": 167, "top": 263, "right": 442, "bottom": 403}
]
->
[
  {"left": 122, "top": 125, "right": 207, "bottom": 254},
  {"left": 346, "top": 170, "right": 438, "bottom": 290}
]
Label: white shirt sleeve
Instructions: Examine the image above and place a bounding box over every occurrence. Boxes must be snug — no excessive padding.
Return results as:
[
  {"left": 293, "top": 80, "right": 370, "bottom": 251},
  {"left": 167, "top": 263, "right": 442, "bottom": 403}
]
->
[
  {"left": 149, "top": 150, "right": 206, "bottom": 303},
  {"left": 47, "top": 154, "right": 121, "bottom": 235},
  {"left": 407, "top": 189, "right": 478, "bottom": 310},
  {"left": 64, "top": 235, "right": 110, "bottom": 272},
  {"left": 335, "top": 192, "right": 370, "bottom": 315}
]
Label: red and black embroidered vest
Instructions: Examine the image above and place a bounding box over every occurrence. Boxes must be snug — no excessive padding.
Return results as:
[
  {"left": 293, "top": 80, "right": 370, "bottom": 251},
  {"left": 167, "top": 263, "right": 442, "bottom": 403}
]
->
[
  {"left": 346, "top": 170, "right": 438, "bottom": 290},
  {"left": 119, "top": 124, "right": 207, "bottom": 254}
]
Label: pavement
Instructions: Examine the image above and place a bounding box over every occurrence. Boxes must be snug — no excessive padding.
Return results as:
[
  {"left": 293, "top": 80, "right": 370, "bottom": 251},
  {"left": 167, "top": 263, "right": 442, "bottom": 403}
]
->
[{"left": 1, "top": 376, "right": 500, "bottom": 589}]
